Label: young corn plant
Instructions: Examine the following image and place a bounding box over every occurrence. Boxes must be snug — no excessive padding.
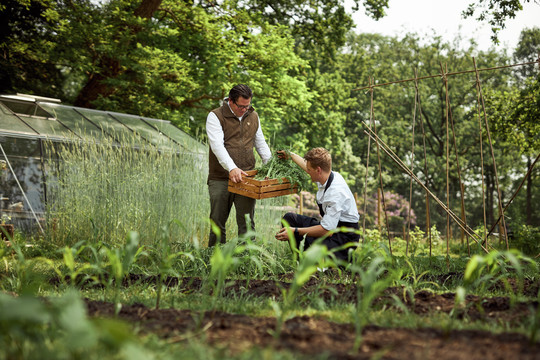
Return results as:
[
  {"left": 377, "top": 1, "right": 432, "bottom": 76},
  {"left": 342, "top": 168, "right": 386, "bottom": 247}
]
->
[
  {"left": 463, "top": 249, "right": 536, "bottom": 303},
  {"left": 57, "top": 241, "right": 97, "bottom": 287},
  {"left": 349, "top": 244, "right": 396, "bottom": 351},
  {"left": 271, "top": 235, "right": 335, "bottom": 339},
  {"left": 151, "top": 222, "right": 194, "bottom": 309},
  {"left": 2, "top": 238, "right": 50, "bottom": 296},
  {"left": 528, "top": 288, "right": 540, "bottom": 344},
  {"left": 101, "top": 231, "right": 146, "bottom": 315}
]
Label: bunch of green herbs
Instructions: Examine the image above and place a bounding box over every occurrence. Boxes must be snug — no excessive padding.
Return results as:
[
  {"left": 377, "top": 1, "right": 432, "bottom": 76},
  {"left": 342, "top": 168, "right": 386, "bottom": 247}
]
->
[{"left": 255, "top": 152, "right": 311, "bottom": 191}]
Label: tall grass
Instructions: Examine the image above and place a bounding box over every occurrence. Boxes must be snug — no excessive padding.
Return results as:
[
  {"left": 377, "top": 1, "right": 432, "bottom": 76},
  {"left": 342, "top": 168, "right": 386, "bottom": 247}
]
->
[{"left": 44, "top": 134, "right": 290, "bottom": 253}]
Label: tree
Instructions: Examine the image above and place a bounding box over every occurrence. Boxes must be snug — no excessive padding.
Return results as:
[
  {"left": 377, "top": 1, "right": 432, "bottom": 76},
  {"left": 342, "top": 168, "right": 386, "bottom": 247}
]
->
[
  {"left": 484, "top": 28, "right": 540, "bottom": 226},
  {"left": 513, "top": 26, "right": 540, "bottom": 79},
  {"left": 462, "top": 0, "right": 537, "bottom": 43},
  {"left": 0, "top": 0, "right": 64, "bottom": 97}
]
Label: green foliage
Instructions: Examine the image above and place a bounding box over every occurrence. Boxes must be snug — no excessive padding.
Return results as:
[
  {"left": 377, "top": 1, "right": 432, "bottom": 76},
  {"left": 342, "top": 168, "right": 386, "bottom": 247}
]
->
[
  {"left": 255, "top": 153, "right": 311, "bottom": 191},
  {"left": 0, "top": 290, "right": 147, "bottom": 360},
  {"left": 349, "top": 252, "right": 395, "bottom": 349},
  {"left": 272, "top": 241, "right": 334, "bottom": 338},
  {"left": 150, "top": 221, "right": 194, "bottom": 309},
  {"left": 511, "top": 225, "right": 540, "bottom": 256},
  {"left": 462, "top": 0, "right": 529, "bottom": 43},
  {"left": 46, "top": 135, "right": 209, "bottom": 248},
  {"left": 486, "top": 77, "right": 540, "bottom": 155},
  {"left": 513, "top": 27, "right": 540, "bottom": 79},
  {"left": 463, "top": 249, "right": 537, "bottom": 296}
]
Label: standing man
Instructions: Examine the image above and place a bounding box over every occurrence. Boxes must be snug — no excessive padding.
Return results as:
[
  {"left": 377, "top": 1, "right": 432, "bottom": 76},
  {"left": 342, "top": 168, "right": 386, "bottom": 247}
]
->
[
  {"left": 206, "top": 84, "right": 271, "bottom": 246},
  {"left": 275, "top": 148, "right": 360, "bottom": 261}
]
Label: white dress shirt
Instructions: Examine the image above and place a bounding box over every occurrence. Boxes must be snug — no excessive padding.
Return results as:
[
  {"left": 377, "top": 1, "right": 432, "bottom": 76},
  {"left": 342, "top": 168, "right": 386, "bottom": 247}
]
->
[
  {"left": 206, "top": 102, "right": 272, "bottom": 172},
  {"left": 317, "top": 172, "right": 360, "bottom": 230}
]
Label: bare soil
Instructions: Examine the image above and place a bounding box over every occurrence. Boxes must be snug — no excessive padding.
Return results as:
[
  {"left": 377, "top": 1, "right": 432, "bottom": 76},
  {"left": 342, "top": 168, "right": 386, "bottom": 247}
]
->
[{"left": 83, "top": 274, "right": 540, "bottom": 359}]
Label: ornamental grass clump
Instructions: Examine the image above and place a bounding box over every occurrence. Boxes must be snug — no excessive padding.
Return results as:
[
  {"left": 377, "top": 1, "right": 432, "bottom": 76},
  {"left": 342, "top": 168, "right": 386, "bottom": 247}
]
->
[{"left": 255, "top": 152, "right": 311, "bottom": 191}]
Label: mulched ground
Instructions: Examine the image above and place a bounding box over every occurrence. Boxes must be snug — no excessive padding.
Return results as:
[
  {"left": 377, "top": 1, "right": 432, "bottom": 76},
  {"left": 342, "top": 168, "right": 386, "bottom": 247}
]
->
[{"left": 82, "top": 274, "right": 540, "bottom": 359}]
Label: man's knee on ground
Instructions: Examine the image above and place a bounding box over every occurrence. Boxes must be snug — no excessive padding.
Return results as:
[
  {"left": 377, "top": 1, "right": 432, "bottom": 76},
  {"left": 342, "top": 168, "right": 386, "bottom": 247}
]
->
[{"left": 282, "top": 212, "right": 297, "bottom": 226}]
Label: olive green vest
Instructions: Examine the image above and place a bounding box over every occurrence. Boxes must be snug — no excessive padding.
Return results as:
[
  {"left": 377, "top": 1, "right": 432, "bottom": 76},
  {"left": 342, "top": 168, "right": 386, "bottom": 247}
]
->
[{"left": 208, "top": 100, "right": 259, "bottom": 181}]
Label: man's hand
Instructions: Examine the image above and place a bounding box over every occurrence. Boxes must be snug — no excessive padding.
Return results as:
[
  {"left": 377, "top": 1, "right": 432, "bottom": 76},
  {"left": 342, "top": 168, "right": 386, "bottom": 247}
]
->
[
  {"left": 276, "top": 150, "right": 289, "bottom": 160},
  {"left": 229, "top": 168, "right": 247, "bottom": 183},
  {"left": 275, "top": 227, "right": 298, "bottom": 241}
]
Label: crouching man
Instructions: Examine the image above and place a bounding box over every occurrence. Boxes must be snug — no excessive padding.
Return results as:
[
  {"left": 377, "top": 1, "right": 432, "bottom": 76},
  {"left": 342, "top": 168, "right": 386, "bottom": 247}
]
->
[{"left": 275, "top": 148, "right": 360, "bottom": 262}]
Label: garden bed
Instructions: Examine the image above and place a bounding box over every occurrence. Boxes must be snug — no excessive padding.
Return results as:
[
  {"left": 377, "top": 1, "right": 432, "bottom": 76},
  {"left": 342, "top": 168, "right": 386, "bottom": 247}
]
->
[{"left": 83, "top": 276, "right": 540, "bottom": 360}]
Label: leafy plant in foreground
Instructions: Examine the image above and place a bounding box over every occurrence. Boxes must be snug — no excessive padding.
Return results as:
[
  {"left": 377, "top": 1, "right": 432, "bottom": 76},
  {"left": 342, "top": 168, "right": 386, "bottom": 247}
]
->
[
  {"left": 463, "top": 249, "right": 537, "bottom": 302},
  {"left": 58, "top": 241, "right": 97, "bottom": 287},
  {"left": 0, "top": 290, "right": 148, "bottom": 359},
  {"left": 151, "top": 221, "right": 194, "bottom": 310},
  {"left": 271, "top": 240, "right": 335, "bottom": 339},
  {"left": 101, "top": 231, "right": 146, "bottom": 314},
  {"left": 349, "top": 254, "right": 395, "bottom": 351}
]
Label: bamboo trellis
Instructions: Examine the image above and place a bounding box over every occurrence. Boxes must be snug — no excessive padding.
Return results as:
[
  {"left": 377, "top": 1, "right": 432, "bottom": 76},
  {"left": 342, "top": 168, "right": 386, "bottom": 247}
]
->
[{"left": 356, "top": 57, "right": 540, "bottom": 256}]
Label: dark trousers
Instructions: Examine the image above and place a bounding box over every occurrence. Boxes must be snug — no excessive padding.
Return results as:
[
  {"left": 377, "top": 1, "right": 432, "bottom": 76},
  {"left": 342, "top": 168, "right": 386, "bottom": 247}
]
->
[
  {"left": 208, "top": 179, "right": 255, "bottom": 246},
  {"left": 282, "top": 212, "right": 359, "bottom": 261}
]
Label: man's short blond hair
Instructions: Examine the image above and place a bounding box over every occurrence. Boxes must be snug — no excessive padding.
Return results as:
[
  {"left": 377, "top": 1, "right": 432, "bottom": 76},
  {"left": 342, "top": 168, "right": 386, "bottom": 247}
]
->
[{"left": 304, "top": 147, "right": 332, "bottom": 172}]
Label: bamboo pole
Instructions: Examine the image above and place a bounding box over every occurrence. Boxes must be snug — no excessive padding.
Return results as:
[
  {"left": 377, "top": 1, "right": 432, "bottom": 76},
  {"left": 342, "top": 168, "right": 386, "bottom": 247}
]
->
[
  {"left": 473, "top": 57, "right": 509, "bottom": 250},
  {"left": 440, "top": 62, "right": 451, "bottom": 260},
  {"left": 447, "top": 81, "right": 471, "bottom": 255},
  {"left": 367, "top": 77, "right": 393, "bottom": 254},
  {"left": 377, "top": 188, "right": 382, "bottom": 234},
  {"left": 487, "top": 152, "right": 540, "bottom": 237},
  {"left": 405, "top": 69, "right": 419, "bottom": 256},
  {"left": 353, "top": 59, "right": 540, "bottom": 91},
  {"left": 416, "top": 76, "right": 432, "bottom": 257},
  {"left": 362, "top": 77, "right": 375, "bottom": 240}
]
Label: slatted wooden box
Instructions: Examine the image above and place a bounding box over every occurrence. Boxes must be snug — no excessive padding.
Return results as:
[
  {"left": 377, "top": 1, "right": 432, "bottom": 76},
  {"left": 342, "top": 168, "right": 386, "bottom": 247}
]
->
[{"left": 228, "top": 170, "right": 298, "bottom": 199}]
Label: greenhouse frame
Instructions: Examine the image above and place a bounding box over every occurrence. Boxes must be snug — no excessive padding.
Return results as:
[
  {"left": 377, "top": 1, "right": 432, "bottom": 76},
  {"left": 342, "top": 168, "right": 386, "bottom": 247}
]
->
[{"left": 0, "top": 93, "right": 206, "bottom": 234}]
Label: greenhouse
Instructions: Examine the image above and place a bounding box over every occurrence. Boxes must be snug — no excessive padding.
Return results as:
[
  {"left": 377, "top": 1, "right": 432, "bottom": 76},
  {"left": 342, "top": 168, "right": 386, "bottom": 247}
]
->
[{"left": 0, "top": 93, "right": 206, "bottom": 234}]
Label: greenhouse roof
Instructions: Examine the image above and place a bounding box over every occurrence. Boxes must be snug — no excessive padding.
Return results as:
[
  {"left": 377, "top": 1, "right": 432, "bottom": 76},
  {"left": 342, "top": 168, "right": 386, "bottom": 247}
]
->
[{"left": 0, "top": 94, "right": 206, "bottom": 154}]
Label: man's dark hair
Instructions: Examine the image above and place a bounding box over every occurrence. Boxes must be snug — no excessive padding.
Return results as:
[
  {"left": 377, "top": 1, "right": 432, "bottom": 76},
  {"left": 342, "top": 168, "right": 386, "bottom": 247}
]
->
[
  {"left": 229, "top": 84, "right": 253, "bottom": 102},
  {"left": 304, "top": 147, "right": 332, "bottom": 172}
]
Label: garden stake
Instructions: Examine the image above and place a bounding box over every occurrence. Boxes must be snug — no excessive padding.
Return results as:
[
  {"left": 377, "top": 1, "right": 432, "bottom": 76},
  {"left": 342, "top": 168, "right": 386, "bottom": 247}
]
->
[{"left": 473, "top": 57, "right": 509, "bottom": 250}]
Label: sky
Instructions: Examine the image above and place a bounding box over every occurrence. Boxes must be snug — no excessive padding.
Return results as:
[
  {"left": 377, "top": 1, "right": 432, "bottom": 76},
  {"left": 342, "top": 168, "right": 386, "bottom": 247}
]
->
[{"left": 348, "top": 0, "right": 540, "bottom": 53}]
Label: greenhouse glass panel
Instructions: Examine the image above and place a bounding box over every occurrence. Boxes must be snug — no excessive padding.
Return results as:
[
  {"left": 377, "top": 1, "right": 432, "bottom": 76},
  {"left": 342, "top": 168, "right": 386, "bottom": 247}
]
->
[
  {"left": 21, "top": 117, "right": 74, "bottom": 140},
  {"left": 73, "top": 107, "right": 140, "bottom": 144},
  {"left": 0, "top": 103, "right": 38, "bottom": 135},
  {"left": 38, "top": 103, "right": 110, "bottom": 142},
  {"left": 110, "top": 113, "right": 177, "bottom": 151},
  {"left": 0, "top": 136, "right": 41, "bottom": 157},
  {"left": 1, "top": 139, "right": 45, "bottom": 233},
  {"left": 0, "top": 98, "right": 52, "bottom": 118},
  {"left": 144, "top": 118, "right": 206, "bottom": 154}
]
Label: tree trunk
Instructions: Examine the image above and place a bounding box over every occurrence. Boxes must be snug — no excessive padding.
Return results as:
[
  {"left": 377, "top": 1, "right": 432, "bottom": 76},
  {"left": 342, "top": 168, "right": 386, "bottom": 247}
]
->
[{"left": 74, "top": 0, "right": 163, "bottom": 108}]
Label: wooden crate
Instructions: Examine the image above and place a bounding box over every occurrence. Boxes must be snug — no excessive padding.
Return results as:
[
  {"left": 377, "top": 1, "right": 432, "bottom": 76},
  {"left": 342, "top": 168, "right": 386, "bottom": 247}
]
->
[{"left": 228, "top": 170, "right": 298, "bottom": 199}]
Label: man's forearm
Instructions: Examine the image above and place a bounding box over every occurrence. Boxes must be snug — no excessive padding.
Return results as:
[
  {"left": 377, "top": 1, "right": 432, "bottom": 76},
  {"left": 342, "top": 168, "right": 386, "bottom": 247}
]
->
[
  {"left": 297, "top": 224, "right": 328, "bottom": 238},
  {"left": 290, "top": 152, "right": 307, "bottom": 172}
]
